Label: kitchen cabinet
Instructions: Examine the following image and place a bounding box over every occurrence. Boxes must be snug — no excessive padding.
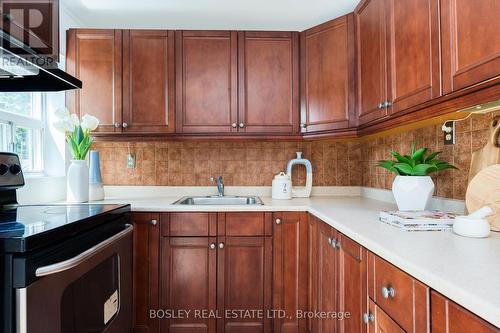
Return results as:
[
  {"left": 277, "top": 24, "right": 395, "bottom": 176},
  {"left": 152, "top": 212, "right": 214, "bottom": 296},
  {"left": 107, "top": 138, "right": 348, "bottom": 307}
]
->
[
  {"left": 272, "top": 212, "right": 308, "bottom": 333},
  {"left": 441, "top": 0, "right": 500, "bottom": 94},
  {"left": 160, "top": 236, "right": 217, "bottom": 333},
  {"left": 175, "top": 31, "right": 238, "bottom": 134},
  {"left": 367, "top": 252, "right": 429, "bottom": 333},
  {"left": 367, "top": 299, "right": 406, "bottom": 333},
  {"left": 122, "top": 30, "right": 175, "bottom": 134},
  {"left": 431, "top": 291, "right": 500, "bottom": 333},
  {"left": 131, "top": 213, "right": 161, "bottom": 333},
  {"left": 300, "top": 14, "right": 355, "bottom": 133},
  {"left": 355, "top": 0, "right": 388, "bottom": 126},
  {"left": 66, "top": 29, "right": 123, "bottom": 133},
  {"left": 386, "top": 0, "right": 441, "bottom": 114},
  {"left": 238, "top": 31, "right": 299, "bottom": 134}
]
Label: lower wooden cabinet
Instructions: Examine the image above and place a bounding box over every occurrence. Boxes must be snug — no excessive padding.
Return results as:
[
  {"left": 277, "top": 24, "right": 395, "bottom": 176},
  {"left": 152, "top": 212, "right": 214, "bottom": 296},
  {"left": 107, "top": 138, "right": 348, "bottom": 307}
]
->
[
  {"left": 431, "top": 291, "right": 500, "bottom": 333},
  {"left": 131, "top": 213, "right": 161, "bottom": 333},
  {"left": 367, "top": 299, "right": 405, "bottom": 333}
]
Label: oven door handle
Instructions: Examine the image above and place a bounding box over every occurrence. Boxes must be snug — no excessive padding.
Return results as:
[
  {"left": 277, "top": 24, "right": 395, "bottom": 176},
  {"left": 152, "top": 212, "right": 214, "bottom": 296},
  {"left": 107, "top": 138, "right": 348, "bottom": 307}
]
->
[{"left": 35, "top": 224, "right": 133, "bottom": 277}]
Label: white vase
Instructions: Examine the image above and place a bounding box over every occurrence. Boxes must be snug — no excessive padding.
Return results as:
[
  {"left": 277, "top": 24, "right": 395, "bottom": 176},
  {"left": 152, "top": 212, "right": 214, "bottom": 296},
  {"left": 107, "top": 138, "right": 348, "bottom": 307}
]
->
[
  {"left": 392, "top": 176, "right": 435, "bottom": 211},
  {"left": 67, "top": 160, "right": 89, "bottom": 203}
]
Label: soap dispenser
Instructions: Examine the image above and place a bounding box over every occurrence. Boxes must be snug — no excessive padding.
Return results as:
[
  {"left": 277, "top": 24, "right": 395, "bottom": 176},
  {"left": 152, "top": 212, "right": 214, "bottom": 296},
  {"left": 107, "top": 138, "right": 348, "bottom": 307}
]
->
[{"left": 286, "top": 152, "right": 313, "bottom": 198}]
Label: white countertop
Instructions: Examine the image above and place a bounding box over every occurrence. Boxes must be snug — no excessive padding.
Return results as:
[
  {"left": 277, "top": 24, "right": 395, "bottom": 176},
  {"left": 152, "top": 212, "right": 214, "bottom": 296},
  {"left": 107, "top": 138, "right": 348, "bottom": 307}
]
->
[{"left": 96, "top": 187, "right": 500, "bottom": 328}]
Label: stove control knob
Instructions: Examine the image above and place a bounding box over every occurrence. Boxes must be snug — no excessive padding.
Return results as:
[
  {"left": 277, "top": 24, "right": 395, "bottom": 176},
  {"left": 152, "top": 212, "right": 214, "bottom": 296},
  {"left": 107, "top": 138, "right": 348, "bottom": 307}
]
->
[
  {"left": 0, "top": 163, "right": 8, "bottom": 175},
  {"left": 9, "top": 164, "right": 21, "bottom": 175}
]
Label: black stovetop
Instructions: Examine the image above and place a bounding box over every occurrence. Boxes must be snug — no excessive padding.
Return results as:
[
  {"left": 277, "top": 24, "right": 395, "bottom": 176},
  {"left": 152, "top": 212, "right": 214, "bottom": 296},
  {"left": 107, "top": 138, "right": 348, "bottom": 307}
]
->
[{"left": 0, "top": 204, "right": 130, "bottom": 253}]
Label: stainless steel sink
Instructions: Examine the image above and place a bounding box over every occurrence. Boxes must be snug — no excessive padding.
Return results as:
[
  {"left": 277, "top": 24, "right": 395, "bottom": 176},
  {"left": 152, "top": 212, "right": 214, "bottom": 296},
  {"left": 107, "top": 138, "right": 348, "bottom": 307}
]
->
[{"left": 173, "top": 195, "right": 263, "bottom": 205}]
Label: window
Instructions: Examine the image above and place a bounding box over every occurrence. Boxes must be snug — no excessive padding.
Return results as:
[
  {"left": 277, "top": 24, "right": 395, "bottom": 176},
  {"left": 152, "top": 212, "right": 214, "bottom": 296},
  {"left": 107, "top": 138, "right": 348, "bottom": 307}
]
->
[{"left": 0, "top": 92, "right": 45, "bottom": 173}]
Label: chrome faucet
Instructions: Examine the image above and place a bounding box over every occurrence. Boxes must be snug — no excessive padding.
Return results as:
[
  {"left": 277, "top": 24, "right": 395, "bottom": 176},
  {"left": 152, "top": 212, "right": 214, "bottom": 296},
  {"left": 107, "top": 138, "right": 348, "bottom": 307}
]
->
[{"left": 210, "top": 176, "right": 225, "bottom": 196}]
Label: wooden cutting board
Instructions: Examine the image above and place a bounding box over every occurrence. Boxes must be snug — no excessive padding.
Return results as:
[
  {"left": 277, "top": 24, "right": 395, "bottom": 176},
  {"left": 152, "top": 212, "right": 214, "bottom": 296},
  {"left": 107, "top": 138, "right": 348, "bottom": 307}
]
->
[
  {"left": 466, "top": 164, "right": 500, "bottom": 231},
  {"left": 468, "top": 115, "right": 500, "bottom": 182}
]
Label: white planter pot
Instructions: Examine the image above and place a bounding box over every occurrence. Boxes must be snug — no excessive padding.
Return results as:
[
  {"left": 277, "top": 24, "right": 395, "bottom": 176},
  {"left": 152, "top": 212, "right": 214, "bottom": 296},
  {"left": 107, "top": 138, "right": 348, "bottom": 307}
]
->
[
  {"left": 392, "top": 176, "right": 435, "bottom": 211},
  {"left": 67, "top": 160, "right": 89, "bottom": 203}
]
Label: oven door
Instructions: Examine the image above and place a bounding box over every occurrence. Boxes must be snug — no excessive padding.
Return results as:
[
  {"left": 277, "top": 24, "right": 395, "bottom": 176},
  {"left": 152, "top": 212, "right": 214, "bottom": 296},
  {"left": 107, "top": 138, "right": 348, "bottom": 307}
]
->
[{"left": 15, "top": 224, "right": 133, "bottom": 333}]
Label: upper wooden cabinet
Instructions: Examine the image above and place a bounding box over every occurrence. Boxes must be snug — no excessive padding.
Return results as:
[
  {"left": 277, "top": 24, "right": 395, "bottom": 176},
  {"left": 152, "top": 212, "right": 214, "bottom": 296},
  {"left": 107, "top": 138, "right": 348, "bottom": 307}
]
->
[
  {"left": 66, "top": 29, "right": 175, "bottom": 134},
  {"left": 355, "top": 0, "right": 388, "bottom": 126},
  {"left": 386, "top": 0, "right": 441, "bottom": 114},
  {"left": 300, "top": 14, "right": 355, "bottom": 133},
  {"left": 66, "top": 29, "right": 123, "bottom": 133},
  {"left": 238, "top": 31, "right": 299, "bottom": 134},
  {"left": 123, "top": 30, "right": 175, "bottom": 134},
  {"left": 175, "top": 31, "right": 238, "bottom": 134},
  {"left": 441, "top": 0, "right": 500, "bottom": 94}
]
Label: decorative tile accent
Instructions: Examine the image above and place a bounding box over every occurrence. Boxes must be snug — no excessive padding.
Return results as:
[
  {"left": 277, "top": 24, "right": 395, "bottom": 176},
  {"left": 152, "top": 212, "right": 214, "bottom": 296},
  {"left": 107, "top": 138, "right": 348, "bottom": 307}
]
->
[{"left": 93, "top": 112, "right": 496, "bottom": 200}]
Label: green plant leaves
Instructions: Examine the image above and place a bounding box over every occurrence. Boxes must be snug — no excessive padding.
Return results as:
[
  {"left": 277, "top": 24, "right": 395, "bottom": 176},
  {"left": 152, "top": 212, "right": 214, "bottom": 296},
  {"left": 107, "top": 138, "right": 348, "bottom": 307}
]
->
[
  {"left": 375, "top": 142, "right": 457, "bottom": 176},
  {"left": 66, "top": 124, "right": 94, "bottom": 160}
]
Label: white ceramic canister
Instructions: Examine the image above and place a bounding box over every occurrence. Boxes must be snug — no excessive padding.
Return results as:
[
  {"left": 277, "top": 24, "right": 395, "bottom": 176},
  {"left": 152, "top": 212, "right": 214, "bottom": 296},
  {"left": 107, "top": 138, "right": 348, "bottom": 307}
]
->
[{"left": 272, "top": 172, "right": 292, "bottom": 200}]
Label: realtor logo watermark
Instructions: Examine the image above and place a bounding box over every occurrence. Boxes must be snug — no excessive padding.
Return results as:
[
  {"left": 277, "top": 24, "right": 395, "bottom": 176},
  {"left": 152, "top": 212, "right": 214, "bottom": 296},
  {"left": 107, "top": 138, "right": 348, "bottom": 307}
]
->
[{"left": 0, "top": 0, "right": 58, "bottom": 68}]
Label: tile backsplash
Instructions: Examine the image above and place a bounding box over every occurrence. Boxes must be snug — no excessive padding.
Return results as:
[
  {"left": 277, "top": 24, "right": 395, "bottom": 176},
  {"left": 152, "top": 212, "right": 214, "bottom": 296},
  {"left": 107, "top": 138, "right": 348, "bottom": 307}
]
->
[{"left": 94, "top": 112, "right": 497, "bottom": 200}]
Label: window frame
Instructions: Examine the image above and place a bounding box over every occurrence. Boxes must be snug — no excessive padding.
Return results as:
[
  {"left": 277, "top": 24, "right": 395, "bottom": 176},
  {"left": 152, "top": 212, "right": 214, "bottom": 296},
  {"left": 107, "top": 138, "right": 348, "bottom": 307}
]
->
[{"left": 0, "top": 92, "right": 46, "bottom": 175}]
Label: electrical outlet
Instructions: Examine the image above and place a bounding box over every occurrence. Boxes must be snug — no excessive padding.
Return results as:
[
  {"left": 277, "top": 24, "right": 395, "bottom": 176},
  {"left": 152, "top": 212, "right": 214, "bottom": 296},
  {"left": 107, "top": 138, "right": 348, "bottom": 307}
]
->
[
  {"left": 127, "top": 153, "right": 136, "bottom": 168},
  {"left": 443, "top": 121, "right": 455, "bottom": 145}
]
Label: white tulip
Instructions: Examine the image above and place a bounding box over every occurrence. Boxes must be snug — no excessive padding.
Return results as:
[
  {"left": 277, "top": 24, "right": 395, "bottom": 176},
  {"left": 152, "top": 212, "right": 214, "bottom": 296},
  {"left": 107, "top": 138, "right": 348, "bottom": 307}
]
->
[
  {"left": 53, "top": 118, "right": 75, "bottom": 133},
  {"left": 81, "top": 114, "right": 100, "bottom": 131},
  {"left": 70, "top": 113, "right": 80, "bottom": 127}
]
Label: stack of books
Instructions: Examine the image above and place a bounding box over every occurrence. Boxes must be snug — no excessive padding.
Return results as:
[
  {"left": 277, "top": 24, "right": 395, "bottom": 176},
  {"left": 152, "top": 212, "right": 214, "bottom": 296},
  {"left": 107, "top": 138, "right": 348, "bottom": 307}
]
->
[{"left": 379, "top": 210, "right": 456, "bottom": 231}]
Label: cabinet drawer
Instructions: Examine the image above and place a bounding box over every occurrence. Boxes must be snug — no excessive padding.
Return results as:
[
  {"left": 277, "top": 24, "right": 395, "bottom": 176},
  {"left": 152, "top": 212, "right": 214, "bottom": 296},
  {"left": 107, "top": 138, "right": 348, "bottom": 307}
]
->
[
  {"left": 164, "top": 212, "right": 217, "bottom": 237},
  {"left": 220, "top": 212, "right": 272, "bottom": 236},
  {"left": 368, "top": 253, "right": 429, "bottom": 333}
]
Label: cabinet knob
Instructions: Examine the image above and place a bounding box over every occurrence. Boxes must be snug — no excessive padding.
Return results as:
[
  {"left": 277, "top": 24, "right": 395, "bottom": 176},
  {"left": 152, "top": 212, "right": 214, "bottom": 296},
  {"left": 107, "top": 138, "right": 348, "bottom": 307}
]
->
[
  {"left": 150, "top": 219, "right": 157, "bottom": 226},
  {"left": 209, "top": 243, "right": 216, "bottom": 250},
  {"left": 333, "top": 239, "right": 341, "bottom": 249},
  {"left": 239, "top": 122, "right": 245, "bottom": 128},
  {"left": 300, "top": 123, "right": 307, "bottom": 129},
  {"left": 362, "top": 312, "right": 375, "bottom": 324},
  {"left": 114, "top": 122, "right": 121, "bottom": 128},
  {"left": 378, "top": 102, "right": 385, "bottom": 109},
  {"left": 122, "top": 122, "right": 128, "bottom": 128},
  {"left": 231, "top": 123, "right": 237, "bottom": 128},
  {"left": 218, "top": 242, "right": 225, "bottom": 249},
  {"left": 327, "top": 237, "right": 333, "bottom": 245},
  {"left": 275, "top": 218, "right": 282, "bottom": 225},
  {"left": 381, "top": 286, "right": 395, "bottom": 299}
]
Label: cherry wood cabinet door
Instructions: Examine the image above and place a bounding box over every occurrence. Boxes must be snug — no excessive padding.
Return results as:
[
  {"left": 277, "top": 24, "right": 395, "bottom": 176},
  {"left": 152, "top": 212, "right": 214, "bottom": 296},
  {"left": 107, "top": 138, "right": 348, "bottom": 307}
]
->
[
  {"left": 431, "top": 291, "right": 500, "bottom": 333},
  {"left": 337, "top": 234, "right": 367, "bottom": 333},
  {"left": 441, "top": 0, "right": 500, "bottom": 93},
  {"left": 122, "top": 30, "right": 175, "bottom": 134},
  {"left": 300, "top": 14, "right": 355, "bottom": 133},
  {"left": 175, "top": 31, "right": 238, "bottom": 134},
  {"left": 367, "top": 300, "right": 405, "bottom": 333},
  {"left": 307, "top": 215, "right": 319, "bottom": 333},
  {"left": 160, "top": 237, "right": 217, "bottom": 333},
  {"left": 217, "top": 236, "right": 272, "bottom": 333},
  {"left": 386, "top": 0, "right": 441, "bottom": 114},
  {"left": 66, "top": 29, "right": 122, "bottom": 133},
  {"left": 355, "top": 0, "right": 388, "bottom": 126},
  {"left": 237, "top": 31, "right": 299, "bottom": 134},
  {"left": 315, "top": 221, "right": 338, "bottom": 333},
  {"left": 273, "top": 212, "right": 308, "bottom": 333},
  {"left": 131, "top": 213, "right": 161, "bottom": 333}
]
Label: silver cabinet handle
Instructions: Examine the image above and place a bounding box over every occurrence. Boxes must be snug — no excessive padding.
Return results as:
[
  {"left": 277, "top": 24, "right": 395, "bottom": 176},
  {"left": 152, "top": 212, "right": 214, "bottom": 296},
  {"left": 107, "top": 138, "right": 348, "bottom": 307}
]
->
[
  {"left": 300, "top": 123, "right": 307, "bottom": 129},
  {"left": 363, "top": 312, "right": 375, "bottom": 324},
  {"left": 275, "top": 218, "right": 282, "bottom": 225},
  {"left": 209, "top": 243, "right": 216, "bottom": 250},
  {"left": 378, "top": 102, "right": 385, "bottom": 109},
  {"left": 218, "top": 242, "right": 225, "bottom": 249},
  {"left": 327, "top": 237, "right": 333, "bottom": 245},
  {"left": 385, "top": 101, "right": 392, "bottom": 107},
  {"left": 150, "top": 219, "right": 157, "bottom": 226},
  {"left": 381, "top": 286, "right": 395, "bottom": 299},
  {"left": 35, "top": 224, "right": 134, "bottom": 277},
  {"left": 114, "top": 122, "right": 121, "bottom": 128},
  {"left": 231, "top": 123, "right": 237, "bottom": 128},
  {"left": 239, "top": 122, "right": 245, "bottom": 128},
  {"left": 333, "top": 239, "right": 341, "bottom": 249},
  {"left": 122, "top": 122, "right": 128, "bottom": 128}
]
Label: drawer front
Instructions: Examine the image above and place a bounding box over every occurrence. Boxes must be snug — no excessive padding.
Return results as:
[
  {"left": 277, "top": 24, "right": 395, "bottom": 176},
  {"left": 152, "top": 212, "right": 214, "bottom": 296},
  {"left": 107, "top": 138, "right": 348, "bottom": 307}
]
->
[
  {"left": 220, "top": 212, "right": 272, "bottom": 236},
  {"left": 369, "top": 253, "right": 429, "bottom": 333},
  {"left": 166, "top": 212, "right": 217, "bottom": 237}
]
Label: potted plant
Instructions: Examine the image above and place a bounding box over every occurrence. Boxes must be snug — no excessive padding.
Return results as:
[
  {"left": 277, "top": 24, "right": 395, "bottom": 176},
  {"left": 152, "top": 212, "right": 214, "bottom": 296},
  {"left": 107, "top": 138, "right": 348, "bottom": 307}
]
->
[
  {"left": 377, "top": 143, "right": 457, "bottom": 211},
  {"left": 54, "top": 109, "right": 99, "bottom": 203}
]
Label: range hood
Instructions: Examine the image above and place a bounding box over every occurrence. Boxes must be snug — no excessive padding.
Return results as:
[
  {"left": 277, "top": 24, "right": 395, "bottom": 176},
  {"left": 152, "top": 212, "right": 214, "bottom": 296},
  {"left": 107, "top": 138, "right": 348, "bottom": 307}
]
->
[{"left": 0, "top": 29, "right": 82, "bottom": 92}]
